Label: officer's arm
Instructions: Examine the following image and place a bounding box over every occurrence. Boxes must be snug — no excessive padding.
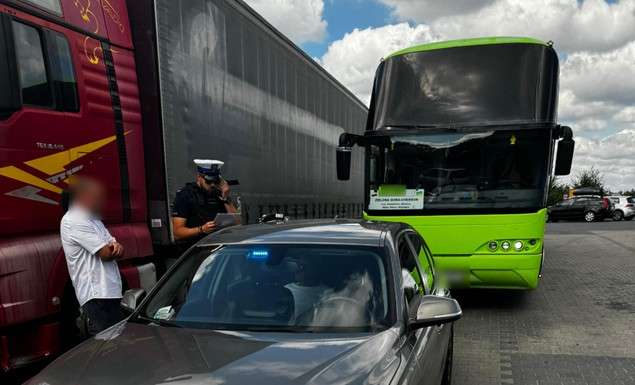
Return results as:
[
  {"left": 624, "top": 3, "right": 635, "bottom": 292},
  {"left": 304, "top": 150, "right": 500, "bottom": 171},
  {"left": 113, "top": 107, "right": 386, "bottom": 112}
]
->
[{"left": 172, "top": 217, "right": 202, "bottom": 241}]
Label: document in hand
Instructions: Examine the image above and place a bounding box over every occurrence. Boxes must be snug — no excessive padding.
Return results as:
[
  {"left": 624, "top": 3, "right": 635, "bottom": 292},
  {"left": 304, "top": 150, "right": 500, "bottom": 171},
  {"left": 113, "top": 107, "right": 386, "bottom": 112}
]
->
[{"left": 214, "top": 213, "right": 242, "bottom": 228}]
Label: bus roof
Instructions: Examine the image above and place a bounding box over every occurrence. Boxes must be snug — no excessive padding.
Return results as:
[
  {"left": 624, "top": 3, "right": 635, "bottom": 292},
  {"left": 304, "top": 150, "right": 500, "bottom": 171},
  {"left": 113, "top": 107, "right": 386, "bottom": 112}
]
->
[{"left": 388, "top": 36, "right": 548, "bottom": 58}]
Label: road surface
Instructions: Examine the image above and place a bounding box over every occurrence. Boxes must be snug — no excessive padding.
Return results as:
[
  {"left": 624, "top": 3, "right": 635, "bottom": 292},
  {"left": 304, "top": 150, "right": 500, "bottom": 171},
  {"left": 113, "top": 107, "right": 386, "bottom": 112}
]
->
[{"left": 452, "top": 220, "right": 635, "bottom": 385}]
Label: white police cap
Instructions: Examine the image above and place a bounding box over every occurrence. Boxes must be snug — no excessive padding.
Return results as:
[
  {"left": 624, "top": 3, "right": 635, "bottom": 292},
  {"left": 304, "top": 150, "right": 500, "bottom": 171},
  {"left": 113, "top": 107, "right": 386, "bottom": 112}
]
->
[{"left": 194, "top": 159, "right": 224, "bottom": 177}]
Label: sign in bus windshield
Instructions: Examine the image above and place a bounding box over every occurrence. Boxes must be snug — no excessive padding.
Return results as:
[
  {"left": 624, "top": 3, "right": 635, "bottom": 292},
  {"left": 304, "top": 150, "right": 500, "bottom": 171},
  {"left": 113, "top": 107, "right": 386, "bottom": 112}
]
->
[
  {"left": 365, "top": 129, "right": 551, "bottom": 214},
  {"left": 373, "top": 44, "right": 558, "bottom": 128}
]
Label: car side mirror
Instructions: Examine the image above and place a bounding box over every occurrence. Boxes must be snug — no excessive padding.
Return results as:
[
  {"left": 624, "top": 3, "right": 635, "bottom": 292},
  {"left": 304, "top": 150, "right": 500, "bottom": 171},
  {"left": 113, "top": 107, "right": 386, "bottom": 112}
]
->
[
  {"left": 409, "top": 295, "right": 462, "bottom": 330},
  {"left": 555, "top": 126, "right": 574, "bottom": 176},
  {"left": 336, "top": 146, "right": 352, "bottom": 181},
  {"left": 0, "top": 15, "right": 21, "bottom": 120},
  {"left": 121, "top": 288, "right": 146, "bottom": 313}
]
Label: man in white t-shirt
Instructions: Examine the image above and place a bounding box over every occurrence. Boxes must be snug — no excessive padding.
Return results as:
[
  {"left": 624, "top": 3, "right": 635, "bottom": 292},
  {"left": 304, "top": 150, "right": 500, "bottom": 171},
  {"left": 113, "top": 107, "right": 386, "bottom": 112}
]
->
[{"left": 60, "top": 178, "right": 125, "bottom": 336}]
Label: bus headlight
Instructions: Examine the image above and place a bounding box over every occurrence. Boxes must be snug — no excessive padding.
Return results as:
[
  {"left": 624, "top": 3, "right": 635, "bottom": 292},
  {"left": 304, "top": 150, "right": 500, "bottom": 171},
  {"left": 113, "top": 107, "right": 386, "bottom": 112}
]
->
[
  {"left": 501, "top": 241, "right": 511, "bottom": 251},
  {"left": 514, "top": 241, "right": 524, "bottom": 251}
]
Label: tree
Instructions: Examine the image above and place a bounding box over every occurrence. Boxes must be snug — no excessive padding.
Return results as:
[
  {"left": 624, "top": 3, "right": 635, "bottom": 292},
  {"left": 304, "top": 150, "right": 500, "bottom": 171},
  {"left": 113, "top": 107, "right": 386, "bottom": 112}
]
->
[
  {"left": 570, "top": 166, "right": 607, "bottom": 195},
  {"left": 547, "top": 176, "right": 569, "bottom": 206}
]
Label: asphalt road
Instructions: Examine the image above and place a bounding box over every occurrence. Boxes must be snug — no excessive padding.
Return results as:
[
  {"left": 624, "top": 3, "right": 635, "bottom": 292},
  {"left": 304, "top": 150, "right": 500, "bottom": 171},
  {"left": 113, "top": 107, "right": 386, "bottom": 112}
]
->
[
  {"left": 7, "top": 220, "right": 634, "bottom": 385},
  {"left": 452, "top": 220, "right": 635, "bottom": 385}
]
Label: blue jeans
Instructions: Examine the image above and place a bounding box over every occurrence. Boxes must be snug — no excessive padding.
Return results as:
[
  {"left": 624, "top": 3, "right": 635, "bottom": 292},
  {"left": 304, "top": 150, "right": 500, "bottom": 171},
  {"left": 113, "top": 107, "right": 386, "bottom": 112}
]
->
[{"left": 82, "top": 298, "right": 124, "bottom": 336}]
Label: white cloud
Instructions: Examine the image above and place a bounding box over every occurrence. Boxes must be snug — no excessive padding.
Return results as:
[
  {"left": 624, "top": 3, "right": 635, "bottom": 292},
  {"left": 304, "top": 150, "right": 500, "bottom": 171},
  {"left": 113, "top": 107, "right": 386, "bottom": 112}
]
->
[
  {"left": 569, "top": 130, "right": 635, "bottom": 191},
  {"left": 561, "top": 41, "right": 635, "bottom": 106},
  {"left": 319, "top": 23, "right": 438, "bottom": 103},
  {"left": 615, "top": 107, "right": 635, "bottom": 123},
  {"left": 383, "top": 0, "right": 635, "bottom": 54},
  {"left": 243, "top": 0, "right": 327, "bottom": 44},
  {"left": 558, "top": 90, "right": 620, "bottom": 124},
  {"left": 557, "top": 41, "right": 635, "bottom": 140},
  {"left": 379, "top": 0, "right": 495, "bottom": 22}
]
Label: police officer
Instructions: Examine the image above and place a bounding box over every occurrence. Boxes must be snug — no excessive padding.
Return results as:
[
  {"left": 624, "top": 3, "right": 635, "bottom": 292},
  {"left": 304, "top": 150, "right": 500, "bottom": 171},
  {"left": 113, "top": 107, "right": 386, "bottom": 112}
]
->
[{"left": 171, "top": 159, "right": 237, "bottom": 243}]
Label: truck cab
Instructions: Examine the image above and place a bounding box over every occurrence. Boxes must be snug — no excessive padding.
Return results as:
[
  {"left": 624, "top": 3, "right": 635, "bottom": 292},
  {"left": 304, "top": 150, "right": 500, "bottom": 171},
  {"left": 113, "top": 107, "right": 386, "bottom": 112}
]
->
[{"left": 0, "top": 0, "right": 153, "bottom": 371}]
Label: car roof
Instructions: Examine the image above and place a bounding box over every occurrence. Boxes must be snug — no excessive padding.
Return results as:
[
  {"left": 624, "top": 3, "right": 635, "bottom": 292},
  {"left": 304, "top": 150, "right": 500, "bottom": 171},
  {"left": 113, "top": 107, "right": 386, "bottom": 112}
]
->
[{"left": 196, "top": 219, "right": 405, "bottom": 247}]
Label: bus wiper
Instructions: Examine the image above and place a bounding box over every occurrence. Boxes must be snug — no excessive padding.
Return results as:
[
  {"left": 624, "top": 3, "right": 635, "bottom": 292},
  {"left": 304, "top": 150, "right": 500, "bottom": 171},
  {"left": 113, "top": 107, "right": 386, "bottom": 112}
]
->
[{"left": 387, "top": 124, "right": 441, "bottom": 130}]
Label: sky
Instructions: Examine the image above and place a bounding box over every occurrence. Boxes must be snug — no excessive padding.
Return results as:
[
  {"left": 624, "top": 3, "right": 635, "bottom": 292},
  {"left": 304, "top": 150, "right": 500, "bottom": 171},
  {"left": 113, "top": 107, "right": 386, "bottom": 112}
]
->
[{"left": 244, "top": 0, "right": 635, "bottom": 192}]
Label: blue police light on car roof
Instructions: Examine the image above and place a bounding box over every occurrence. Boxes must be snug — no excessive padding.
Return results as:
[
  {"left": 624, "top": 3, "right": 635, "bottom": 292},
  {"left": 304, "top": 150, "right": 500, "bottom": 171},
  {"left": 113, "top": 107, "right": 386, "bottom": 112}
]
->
[{"left": 248, "top": 249, "right": 270, "bottom": 261}]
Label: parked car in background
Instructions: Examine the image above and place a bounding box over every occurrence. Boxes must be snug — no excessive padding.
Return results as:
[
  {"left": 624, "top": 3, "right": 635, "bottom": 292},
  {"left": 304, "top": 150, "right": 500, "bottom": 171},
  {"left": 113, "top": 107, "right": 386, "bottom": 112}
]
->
[
  {"left": 548, "top": 196, "right": 613, "bottom": 222},
  {"left": 27, "top": 220, "right": 461, "bottom": 385},
  {"left": 606, "top": 196, "right": 635, "bottom": 221}
]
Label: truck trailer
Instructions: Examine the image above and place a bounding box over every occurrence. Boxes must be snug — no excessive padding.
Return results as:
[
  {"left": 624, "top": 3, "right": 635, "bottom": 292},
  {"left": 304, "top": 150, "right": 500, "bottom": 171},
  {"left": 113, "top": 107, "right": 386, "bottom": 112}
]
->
[{"left": 0, "top": 0, "right": 367, "bottom": 371}]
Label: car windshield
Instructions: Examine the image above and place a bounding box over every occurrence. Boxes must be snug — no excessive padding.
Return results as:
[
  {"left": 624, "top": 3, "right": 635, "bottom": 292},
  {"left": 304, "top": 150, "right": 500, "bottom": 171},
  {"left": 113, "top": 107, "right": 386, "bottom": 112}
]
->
[
  {"left": 137, "top": 244, "right": 391, "bottom": 332},
  {"left": 365, "top": 129, "right": 550, "bottom": 214}
]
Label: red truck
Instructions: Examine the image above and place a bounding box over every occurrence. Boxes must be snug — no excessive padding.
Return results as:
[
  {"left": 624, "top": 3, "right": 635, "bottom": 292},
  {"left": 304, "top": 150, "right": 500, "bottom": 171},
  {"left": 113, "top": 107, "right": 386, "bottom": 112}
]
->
[{"left": 0, "top": 0, "right": 367, "bottom": 372}]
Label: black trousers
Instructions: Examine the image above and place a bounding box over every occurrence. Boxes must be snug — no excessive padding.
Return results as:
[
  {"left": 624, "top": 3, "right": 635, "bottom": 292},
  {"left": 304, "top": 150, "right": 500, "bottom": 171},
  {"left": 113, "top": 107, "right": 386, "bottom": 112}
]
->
[{"left": 82, "top": 298, "right": 124, "bottom": 336}]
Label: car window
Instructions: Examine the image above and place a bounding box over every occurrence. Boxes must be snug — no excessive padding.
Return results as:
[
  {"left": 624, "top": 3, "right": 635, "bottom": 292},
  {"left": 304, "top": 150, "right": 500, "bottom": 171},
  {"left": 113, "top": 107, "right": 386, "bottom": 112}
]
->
[
  {"left": 628, "top": 197, "right": 635, "bottom": 204},
  {"left": 406, "top": 232, "right": 435, "bottom": 294},
  {"left": 12, "top": 21, "right": 52, "bottom": 107},
  {"left": 397, "top": 232, "right": 426, "bottom": 305},
  {"left": 139, "top": 244, "right": 392, "bottom": 332}
]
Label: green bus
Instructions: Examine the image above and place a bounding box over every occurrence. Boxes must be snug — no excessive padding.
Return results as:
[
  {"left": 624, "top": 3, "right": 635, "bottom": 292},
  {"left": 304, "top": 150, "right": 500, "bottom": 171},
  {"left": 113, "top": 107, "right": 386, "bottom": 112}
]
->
[{"left": 336, "top": 37, "right": 575, "bottom": 289}]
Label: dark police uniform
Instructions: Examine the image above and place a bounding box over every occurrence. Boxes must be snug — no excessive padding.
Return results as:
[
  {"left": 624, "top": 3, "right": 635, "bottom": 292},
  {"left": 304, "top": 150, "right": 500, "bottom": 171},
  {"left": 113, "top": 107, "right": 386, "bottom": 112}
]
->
[{"left": 171, "top": 182, "right": 228, "bottom": 243}]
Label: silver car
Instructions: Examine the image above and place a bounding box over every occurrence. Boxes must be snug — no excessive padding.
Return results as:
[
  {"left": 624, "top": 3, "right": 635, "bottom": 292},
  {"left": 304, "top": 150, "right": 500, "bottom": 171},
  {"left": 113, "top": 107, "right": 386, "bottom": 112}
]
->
[
  {"left": 607, "top": 196, "right": 635, "bottom": 221},
  {"left": 27, "top": 220, "right": 461, "bottom": 385}
]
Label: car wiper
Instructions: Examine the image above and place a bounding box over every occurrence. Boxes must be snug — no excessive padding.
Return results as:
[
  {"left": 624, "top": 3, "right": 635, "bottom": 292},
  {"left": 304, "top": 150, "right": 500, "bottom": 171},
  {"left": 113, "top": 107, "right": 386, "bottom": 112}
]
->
[
  {"left": 133, "top": 314, "right": 182, "bottom": 328},
  {"left": 234, "top": 325, "right": 313, "bottom": 333}
]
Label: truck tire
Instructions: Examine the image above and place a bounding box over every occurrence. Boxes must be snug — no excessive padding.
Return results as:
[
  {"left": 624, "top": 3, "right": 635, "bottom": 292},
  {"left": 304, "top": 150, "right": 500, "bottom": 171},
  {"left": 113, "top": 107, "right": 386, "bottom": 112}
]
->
[
  {"left": 584, "top": 211, "right": 596, "bottom": 222},
  {"left": 612, "top": 210, "right": 624, "bottom": 221}
]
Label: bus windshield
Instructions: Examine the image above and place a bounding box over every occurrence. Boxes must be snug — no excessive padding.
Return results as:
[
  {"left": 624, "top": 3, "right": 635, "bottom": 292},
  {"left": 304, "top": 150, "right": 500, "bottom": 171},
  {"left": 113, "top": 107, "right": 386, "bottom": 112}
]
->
[
  {"left": 366, "top": 129, "right": 551, "bottom": 214},
  {"left": 373, "top": 43, "right": 556, "bottom": 128}
]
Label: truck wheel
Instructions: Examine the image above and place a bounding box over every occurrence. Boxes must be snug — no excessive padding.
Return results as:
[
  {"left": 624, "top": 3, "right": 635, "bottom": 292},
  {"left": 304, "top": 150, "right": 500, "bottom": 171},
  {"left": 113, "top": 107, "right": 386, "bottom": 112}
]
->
[
  {"left": 612, "top": 210, "right": 624, "bottom": 221},
  {"left": 584, "top": 211, "right": 596, "bottom": 222}
]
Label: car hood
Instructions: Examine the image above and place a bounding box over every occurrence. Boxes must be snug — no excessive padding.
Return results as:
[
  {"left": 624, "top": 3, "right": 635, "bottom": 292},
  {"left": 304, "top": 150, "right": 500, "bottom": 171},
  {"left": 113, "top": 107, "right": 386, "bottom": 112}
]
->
[{"left": 27, "top": 321, "right": 401, "bottom": 385}]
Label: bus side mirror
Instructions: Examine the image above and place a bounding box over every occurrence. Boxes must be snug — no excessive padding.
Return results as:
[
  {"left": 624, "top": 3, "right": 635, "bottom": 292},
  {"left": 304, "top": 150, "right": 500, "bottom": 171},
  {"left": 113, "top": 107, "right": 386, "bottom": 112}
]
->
[
  {"left": 555, "top": 126, "right": 574, "bottom": 176},
  {"left": 336, "top": 146, "right": 352, "bottom": 180},
  {"left": 0, "top": 15, "right": 21, "bottom": 120}
]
